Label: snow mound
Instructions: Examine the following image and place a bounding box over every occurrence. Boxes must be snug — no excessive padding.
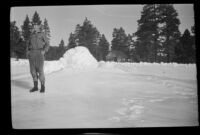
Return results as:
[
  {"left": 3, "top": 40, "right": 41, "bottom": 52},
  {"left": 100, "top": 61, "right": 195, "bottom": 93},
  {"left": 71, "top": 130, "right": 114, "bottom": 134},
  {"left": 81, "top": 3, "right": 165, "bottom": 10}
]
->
[{"left": 59, "top": 46, "right": 98, "bottom": 69}]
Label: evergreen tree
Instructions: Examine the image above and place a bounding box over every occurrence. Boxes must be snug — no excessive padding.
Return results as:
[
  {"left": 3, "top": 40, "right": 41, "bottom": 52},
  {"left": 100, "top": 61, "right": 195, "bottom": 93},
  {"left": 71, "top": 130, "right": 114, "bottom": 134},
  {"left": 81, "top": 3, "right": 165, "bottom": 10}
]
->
[
  {"left": 98, "top": 34, "right": 110, "bottom": 61},
  {"left": 135, "top": 4, "right": 181, "bottom": 62},
  {"left": 10, "top": 21, "right": 21, "bottom": 58},
  {"left": 90, "top": 27, "right": 101, "bottom": 59},
  {"left": 73, "top": 17, "right": 101, "bottom": 59},
  {"left": 31, "top": 11, "right": 42, "bottom": 27},
  {"left": 173, "top": 35, "right": 184, "bottom": 63},
  {"left": 158, "top": 4, "right": 181, "bottom": 62},
  {"left": 67, "top": 32, "right": 77, "bottom": 50},
  {"left": 46, "top": 46, "right": 59, "bottom": 60},
  {"left": 21, "top": 15, "right": 31, "bottom": 43},
  {"left": 67, "top": 17, "right": 105, "bottom": 60},
  {"left": 15, "top": 38, "right": 26, "bottom": 59},
  {"left": 111, "top": 27, "right": 129, "bottom": 54},
  {"left": 127, "top": 34, "right": 137, "bottom": 62},
  {"left": 191, "top": 25, "right": 195, "bottom": 62},
  {"left": 59, "top": 39, "right": 65, "bottom": 48},
  {"left": 180, "top": 29, "right": 195, "bottom": 63},
  {"left": 125, "top": 34, "right": 134, "bottom": 58},
  {"left": 58, "top": 39, "right": 65, "bottom": 58},
  {"left": 74, "top": 24, "right": 81, "bottom": 46},
  {"left": 77, "top": 18, "right": 94, "bottom": 48},
  {"left": 135, "top": 4, "right": 159, "bottom": 62},
  {"left": 43, "top": 18, "right": 51, "bottom": 42}
]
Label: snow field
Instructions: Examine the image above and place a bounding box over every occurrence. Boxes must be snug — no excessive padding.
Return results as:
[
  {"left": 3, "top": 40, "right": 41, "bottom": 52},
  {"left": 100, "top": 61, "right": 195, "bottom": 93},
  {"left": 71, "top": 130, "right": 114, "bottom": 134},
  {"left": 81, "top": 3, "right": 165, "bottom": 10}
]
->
[{"left": 11, "top": 46, "right": 198, "bottom": 128}]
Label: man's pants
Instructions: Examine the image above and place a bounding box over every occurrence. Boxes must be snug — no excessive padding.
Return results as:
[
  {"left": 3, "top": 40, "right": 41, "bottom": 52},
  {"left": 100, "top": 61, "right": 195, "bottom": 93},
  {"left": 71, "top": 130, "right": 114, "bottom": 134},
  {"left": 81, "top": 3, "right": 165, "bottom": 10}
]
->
[{"left": 28, "top": 50, "right": 45, "bottom": 84}]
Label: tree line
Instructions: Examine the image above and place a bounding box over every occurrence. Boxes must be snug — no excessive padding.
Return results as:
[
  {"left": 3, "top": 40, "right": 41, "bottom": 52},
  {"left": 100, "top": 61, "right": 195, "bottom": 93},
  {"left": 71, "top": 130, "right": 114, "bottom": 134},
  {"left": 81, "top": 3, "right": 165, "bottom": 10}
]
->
[
  {"left": 134, "top": 4, "right": 195, "bottom": 63},
  {"left": 10, "top": 4, "right": 195, "bottom": 63}
]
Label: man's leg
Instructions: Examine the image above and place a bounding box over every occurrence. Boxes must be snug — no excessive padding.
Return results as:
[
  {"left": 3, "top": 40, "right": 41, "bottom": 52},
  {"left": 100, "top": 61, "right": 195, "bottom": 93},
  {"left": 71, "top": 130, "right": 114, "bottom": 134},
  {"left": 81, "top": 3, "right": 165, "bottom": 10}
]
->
[
  {"left": 29, "top": 53, "right": 39, "bottom": 92},
  {"left": 37, "top": 51, "right": 45, "bottom": 93},
  {"left": 38, "top": 68, "right": 45, "bottom": 93}
]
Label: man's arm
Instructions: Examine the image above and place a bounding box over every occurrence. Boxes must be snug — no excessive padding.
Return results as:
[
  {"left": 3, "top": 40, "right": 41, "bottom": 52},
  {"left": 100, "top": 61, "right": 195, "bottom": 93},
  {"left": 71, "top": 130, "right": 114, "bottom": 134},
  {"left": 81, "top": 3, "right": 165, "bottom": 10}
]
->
[{"left": 42, "top": 33, "right": 50, "bottom": 53}]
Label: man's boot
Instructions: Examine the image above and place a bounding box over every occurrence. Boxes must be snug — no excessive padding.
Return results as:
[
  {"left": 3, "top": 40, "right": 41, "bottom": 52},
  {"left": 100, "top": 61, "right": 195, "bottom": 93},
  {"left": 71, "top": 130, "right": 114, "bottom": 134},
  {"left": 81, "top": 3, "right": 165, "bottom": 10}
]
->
[
  {"left": 40, "top": 82, "right": 45, "bottom": 93},
  {"left": 30, "top": 81, "right": 38, "bottom": 92}
]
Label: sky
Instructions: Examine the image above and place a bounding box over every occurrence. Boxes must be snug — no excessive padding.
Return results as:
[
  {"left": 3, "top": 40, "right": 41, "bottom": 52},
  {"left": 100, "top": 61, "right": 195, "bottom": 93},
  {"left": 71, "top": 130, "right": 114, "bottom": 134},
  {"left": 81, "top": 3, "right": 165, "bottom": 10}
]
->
[{"left": 11, "top": 4, "right": 195, "bottom": 46}]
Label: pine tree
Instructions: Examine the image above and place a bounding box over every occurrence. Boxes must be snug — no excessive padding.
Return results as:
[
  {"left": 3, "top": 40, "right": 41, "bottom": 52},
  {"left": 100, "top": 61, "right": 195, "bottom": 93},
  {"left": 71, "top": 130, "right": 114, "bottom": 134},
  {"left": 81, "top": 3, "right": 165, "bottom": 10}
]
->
[
  {"left": 135, "top": 4, "right": 180, "bottom": 62},
  {"left": 91, "top": 27, "right": 101, "bottom": 59},
  {"left": 174, "top": 29, "right": 195, "bottom": 63},
  {"left": 73, "top": 17, "right": 101, "bottom": 59},
  {"left": 58, "top": 39, "right": 65, "bottom": 58},
  {"left": 77, "top": 18, "right": 93, "bottom": 48},
  {"left": 135, "top": 4, "right": 160, "bottom": 62},
  {"left": 127, "top": 34, "right": 137, "bottom": 61},
  {"left": 10, "top": 21, "right": 21, "bottom": 58},
  {"left": 43, "top": 18, "right": 51, "bottom": 42},
  {"left": 21, "top": 15, "right": 32, "bottom": 43},
  {"left": 98, "top": 34, "right": 110, "bottom": 61},
  {"left": 31, "top": 11, "right": 42, "bottom": 27},
  {"left": 45, "top": 46, "right": 59, "bottom": 60},
  {"left": 158, "top": 4, "right": 181, "bottom": 62},
  {"left": 125, "top": 34, "right": 134, "bottom": 58},
  {"left": 191, "top": 25, "right": 195, "bottom": 62},
  {"left": 74, "top": 24, "right": 81, "bottom": 46},
  {"left": 67, "top": 32, "right": 77, "bottom": 50},
  {"left": 111, "top": 27, "right": 129, "bottom": 54},
  {"left": 15, "top": 38, "right": 26, "bottom": 59},
  {"left": 180, "top": 29, "right": 195, "bottom": 63},
  {"left": 67, "top": 17, "right": 103, "bottom": 60},
  {"left": 59, "top": 39, "right": 65, "bottom": 48}
]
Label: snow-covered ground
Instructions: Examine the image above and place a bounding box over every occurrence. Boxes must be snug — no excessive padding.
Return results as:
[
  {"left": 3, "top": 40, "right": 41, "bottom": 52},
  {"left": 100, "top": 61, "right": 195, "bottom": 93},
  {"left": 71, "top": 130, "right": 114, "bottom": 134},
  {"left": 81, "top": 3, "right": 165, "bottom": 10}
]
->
[{"left": 11, "top": 47, "right": 198, "bottom": 129}]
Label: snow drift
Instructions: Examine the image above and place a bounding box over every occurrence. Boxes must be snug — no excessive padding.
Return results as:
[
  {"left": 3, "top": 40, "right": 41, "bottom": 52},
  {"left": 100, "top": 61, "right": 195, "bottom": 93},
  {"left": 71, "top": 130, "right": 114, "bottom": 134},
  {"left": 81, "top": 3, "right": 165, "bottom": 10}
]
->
[
  {"left": 46, "top": 46, "right": 98, "bottom": 72},
  {"left": 59, "top": 46, "right": 98, "bottom": 69}
]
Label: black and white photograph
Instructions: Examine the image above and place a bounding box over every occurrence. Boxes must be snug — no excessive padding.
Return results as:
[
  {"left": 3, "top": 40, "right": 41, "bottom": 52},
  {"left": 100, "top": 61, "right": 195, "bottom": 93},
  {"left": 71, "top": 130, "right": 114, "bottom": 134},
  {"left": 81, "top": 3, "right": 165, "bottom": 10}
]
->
[{"left": 10, "top": 4, "right": 198, "bottom": 129}]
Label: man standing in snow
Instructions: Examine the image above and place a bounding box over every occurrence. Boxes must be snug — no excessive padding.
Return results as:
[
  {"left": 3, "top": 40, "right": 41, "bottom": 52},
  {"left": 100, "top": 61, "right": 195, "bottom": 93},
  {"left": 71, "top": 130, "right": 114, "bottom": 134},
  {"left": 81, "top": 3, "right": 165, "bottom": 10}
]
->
[{"left": 26, "top": 24, "right": 49, "bottom": 93}]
